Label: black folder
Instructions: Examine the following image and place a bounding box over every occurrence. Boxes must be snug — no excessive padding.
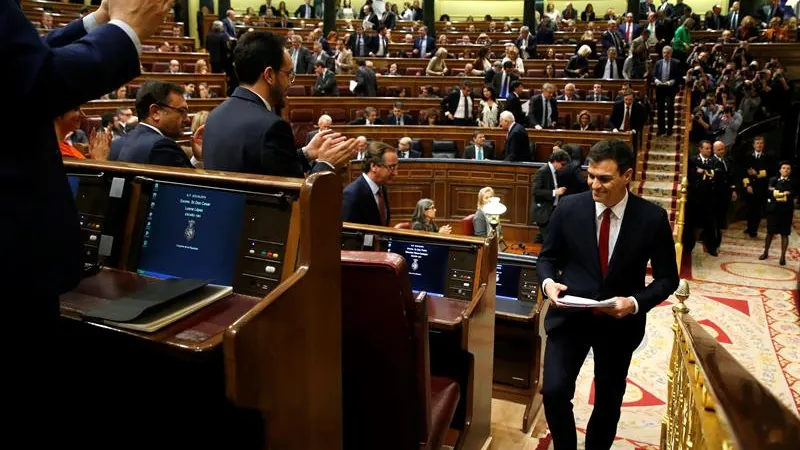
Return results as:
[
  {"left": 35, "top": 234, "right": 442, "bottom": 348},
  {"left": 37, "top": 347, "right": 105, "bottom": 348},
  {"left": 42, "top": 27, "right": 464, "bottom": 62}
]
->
[{"left": 82, "top": 278, "right": 210, "bottom": 322}]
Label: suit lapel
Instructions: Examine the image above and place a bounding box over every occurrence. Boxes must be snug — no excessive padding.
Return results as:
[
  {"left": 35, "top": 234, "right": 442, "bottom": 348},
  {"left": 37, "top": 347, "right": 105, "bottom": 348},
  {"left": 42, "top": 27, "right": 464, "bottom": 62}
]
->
[
  {"left": 580, "top": 193, "right": 602, "bottom": 280},
  {"left": 359, "top": 177, "right": 381, "bottom": 225},
  {"left": 605, "top": 193, "right": 636, "bottom": 278}
]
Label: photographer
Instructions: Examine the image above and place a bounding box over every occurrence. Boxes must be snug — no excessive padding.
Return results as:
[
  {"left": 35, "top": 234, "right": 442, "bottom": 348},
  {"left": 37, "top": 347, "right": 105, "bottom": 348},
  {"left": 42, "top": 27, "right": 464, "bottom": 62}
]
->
[
  {"left": 691, "top": 94, "right": 720, "bottom": 142},
  {"left": 739, "top": 80, "right": 762, "bottom": 124},
  {"left": 711, "top": 103, "right": 742, "bottom": 150}
]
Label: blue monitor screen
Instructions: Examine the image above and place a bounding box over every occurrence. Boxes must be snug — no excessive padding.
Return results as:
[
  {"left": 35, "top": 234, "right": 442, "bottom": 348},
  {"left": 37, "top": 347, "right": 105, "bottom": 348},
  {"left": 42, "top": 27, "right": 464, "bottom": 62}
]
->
[
  {"left": 385, "top": 239, "right": 449, "bottom": 296},
  {"left": 136, "top": 182, "right": 246, "bottom": 286},
  {"left": 68, "top": 175, "right": 80, "bottom": 199},
  {"left": 496, "top": 264, "right": 521, "bottom": 301}
]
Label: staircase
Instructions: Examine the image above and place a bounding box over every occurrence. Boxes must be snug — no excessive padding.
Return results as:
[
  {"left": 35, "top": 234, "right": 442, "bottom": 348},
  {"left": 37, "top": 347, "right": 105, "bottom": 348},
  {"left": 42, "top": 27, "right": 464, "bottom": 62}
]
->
[{"left": 631, "top": 90, "right": 689, "bottom": 229}]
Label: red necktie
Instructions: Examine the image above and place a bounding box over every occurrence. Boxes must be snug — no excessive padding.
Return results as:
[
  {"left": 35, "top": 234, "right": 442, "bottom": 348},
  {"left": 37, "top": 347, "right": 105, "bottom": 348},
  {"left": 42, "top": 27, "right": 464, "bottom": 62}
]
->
[
  {"left": 599, "top": 208, "right": 612, "bottom": 277},
  {"left": 377, "top": 189, "right": 387, "bottom": 226}
]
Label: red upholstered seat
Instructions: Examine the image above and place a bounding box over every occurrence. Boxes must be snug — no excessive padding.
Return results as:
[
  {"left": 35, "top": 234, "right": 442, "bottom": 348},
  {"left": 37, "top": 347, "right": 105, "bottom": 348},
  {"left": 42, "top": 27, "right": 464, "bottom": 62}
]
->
[
  {"left": 461, "top": 214, "right": 475, "bottom": 236},
  {"left": 340, "top": 252, "right": 460, "bottom": 450}
]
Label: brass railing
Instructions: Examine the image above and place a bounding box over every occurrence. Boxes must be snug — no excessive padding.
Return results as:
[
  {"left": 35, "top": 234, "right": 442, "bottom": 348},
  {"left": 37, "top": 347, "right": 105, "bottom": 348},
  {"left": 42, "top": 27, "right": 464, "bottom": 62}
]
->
[
  {"left": 672, "top": 85, "right": 692, "bottom": 273},
  {"left": 661, "top": 280, "right": 800, "bottom": 449}
]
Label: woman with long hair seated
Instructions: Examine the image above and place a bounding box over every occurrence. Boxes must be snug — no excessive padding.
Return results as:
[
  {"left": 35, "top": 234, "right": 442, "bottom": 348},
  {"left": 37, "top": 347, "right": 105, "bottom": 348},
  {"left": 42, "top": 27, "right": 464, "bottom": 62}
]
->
[{"left": 411, "top": 198, "right": 452, "bottom": 234}]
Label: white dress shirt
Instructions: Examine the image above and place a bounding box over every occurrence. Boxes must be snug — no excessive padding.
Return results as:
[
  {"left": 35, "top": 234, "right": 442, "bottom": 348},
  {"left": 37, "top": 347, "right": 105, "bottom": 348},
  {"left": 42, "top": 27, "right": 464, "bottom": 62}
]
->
[
  {"left": 362, "top": 173, "right": 382, "bottom": 210},
  {"left": 542, "top": 190, "right": 639, "bottom": 314}
]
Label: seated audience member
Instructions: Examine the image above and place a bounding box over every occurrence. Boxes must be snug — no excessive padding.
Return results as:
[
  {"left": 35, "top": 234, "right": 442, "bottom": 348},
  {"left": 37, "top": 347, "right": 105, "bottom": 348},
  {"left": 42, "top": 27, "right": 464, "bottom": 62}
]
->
[
  {"left": 473, "top": 186, "right": 502, "bottom": 237},
  {"left": 55, "top": 109, "right": 111, "bottom": 161},
  {"left": 115, "top": 81, "right": 198, "bottom": 168},
  {"left": 307, "top": 114, "right": 333, "bottom": 144},
  {"left": 557, "top": 83, "right": 582, "bottom": 101},
  {"left": 349, "top": 106, "right": 383, "bottom": 125},
  {"left": 386, "top": 102, "right": 416, "bottom": 125},
  {"left": 195, "top": 59, "right": 209, "bottom": 74},
  {"left": 342, "top": 141, "right": 398, "bottom": 226},
  {"left": 572, "top": 110, "right": 595, "bottom": 130},
  {"left": 464, "top": 130, "right": 493, "bottom": 160},
  {"left": 189, "top": 111, "right": 208, "bottom": 168},
  {"left": 424, "top": 108, "right": 441, "bottom": 125},
  {"left": 594, "top": 46, "right": 623, "bottom": 79},
  {"left": 165, "top": 59, "right": 181, "bottom": 74},
  {"left": 397, "top": 137, "right": 421, "bottom": 158},
  {"left": 588, "top": 83, "right": 609, "bottom": 101},
  {"left": 353, "top": 136, "right": 369, "bottom": 159},
  {"left": 411, "top": 199, "right": 452, "bottom": 233},
  {"left": 313, "top": 61, "right": 338, "bottom": 96}
]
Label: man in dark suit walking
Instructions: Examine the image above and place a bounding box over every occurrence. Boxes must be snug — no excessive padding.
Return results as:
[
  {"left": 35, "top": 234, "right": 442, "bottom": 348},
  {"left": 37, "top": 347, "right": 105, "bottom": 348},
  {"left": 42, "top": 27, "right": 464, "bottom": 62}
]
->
[
  {"left": 353, "top": 58, "right": 378, "bottom": 97},
  {"left": 531, "top": 149, "right": 570, "bottom": 241},
  {"left": 500, "top": 111, "right": 532, "bottom": 162},
  {"left": 528, "top": 83, "right": 559, "bottom": 129},
  {"left": 115, "top": 81, "right": 195, "bottom": 167},
  {"left": 342, "top": 142, "right": 398, "bottom": 226},
  {"left": 313, "top": 61, "right": 337, "bottom": 96},
  {"left": 3, "top": 0, "right": 174, "bottom": 440},
  {"left": 537, "top": 140, "right": 679, "bottom": 450},
  {"left": 608, "top": 90, "right": 645, "bottom": 136},
  {"left": 203, "top": 31, "right": 355, "bottom": 177}
]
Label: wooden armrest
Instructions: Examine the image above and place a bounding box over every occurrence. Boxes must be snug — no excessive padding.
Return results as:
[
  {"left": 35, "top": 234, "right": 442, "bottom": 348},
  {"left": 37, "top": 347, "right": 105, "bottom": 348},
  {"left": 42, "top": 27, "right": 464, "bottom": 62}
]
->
[{"left": 462, "top": 283, "right": 486, "bottom": 319}]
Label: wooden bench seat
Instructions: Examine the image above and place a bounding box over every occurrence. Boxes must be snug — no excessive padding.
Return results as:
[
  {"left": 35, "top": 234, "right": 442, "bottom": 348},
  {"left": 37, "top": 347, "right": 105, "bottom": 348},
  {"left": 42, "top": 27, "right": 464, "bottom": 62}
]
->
[{"left": 139, "top": 52, "right": 211, "bottom": 73}]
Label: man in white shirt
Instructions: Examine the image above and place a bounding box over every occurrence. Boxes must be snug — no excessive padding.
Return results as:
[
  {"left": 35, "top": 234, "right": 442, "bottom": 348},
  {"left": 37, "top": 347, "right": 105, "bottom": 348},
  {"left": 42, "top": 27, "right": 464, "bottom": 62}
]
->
[{"left": 537, "top": 139, "right": 678, "bottom": 450}]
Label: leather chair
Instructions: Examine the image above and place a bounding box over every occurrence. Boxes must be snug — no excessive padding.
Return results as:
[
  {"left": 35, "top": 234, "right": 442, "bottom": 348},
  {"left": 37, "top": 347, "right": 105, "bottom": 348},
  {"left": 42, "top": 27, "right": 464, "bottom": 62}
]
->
[
  {"left": 340, "top": 252, "right": 460, "bottom": 450},
  {"left": 432, "top": 140, "right": 457, "bottom": 158},
  {"left": 461, "top": 214, "right": 475, "bottom": 236},
  {"left": 394, "top": 222, "right": 412, "bottom": 229}
]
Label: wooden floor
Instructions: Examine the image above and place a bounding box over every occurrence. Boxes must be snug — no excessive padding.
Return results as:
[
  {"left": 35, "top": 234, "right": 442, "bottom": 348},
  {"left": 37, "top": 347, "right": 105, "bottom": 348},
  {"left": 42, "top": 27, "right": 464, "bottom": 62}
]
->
[{"left": 488, "top": 399, "right": 548, "bottom": 449}]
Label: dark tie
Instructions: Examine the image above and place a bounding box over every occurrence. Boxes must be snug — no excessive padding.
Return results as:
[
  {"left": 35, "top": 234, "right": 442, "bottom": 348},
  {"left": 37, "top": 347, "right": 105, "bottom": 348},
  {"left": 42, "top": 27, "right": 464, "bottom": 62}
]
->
[
  {"left": 377, "top": 188, "right": 387, "bottom": 225},
  {"left": 623, "top": 106, "right": 630, "bottom": 130},
  {"left": 599, "top": 208, "right": 612, "bottom": 277}
]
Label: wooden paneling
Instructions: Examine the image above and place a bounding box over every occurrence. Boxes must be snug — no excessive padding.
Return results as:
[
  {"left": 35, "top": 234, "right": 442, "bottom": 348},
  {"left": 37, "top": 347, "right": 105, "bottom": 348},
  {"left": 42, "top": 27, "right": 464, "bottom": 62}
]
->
[
  {"left": 347, "top": 159, "right": 546, "bottom": 242},
  {"left": 332, "top": 125, "right": 630, "bottom": 161},
  {"left": 81, "top": 98, "right": 224, "bottom": 116}
]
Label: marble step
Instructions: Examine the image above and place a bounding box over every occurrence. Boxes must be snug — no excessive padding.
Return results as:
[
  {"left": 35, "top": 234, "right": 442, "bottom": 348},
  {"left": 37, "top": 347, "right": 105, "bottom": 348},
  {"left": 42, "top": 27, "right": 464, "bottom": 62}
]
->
[
  {"left": 641, "top": 194, "right": 676, "bottom": 212},
  {"left": 645, "top": 150, "right": 681, "bottom": 162},
  {"left": 635, "top": 181, "right": 678, "bottom": 198},
  {"left": 642, "top": 159, "right": 682, "bottom": 173},
  {"left": 641, "top": 171, "right": 680, "bottom": 182}
]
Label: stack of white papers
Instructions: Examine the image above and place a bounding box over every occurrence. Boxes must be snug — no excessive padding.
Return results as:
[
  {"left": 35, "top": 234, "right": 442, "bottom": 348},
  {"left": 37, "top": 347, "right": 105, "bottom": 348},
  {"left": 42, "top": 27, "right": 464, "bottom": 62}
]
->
[{"left": 556, "top": 295, "right": 617, "bottom": 308}]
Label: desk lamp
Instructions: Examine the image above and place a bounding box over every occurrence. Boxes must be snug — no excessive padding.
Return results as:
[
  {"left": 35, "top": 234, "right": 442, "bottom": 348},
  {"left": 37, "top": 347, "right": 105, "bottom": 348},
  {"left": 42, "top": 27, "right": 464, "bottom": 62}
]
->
[{"left": 482, "top": 197, "right": 508, "bottom": 251}]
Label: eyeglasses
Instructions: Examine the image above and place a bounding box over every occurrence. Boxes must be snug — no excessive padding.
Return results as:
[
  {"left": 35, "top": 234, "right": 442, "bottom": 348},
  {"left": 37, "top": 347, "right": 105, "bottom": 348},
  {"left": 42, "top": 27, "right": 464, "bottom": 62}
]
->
[
  {"left": 156, "top": 103, "right": 189, "bottom": 116},
  {"left": 381, "top": 164, "right": 398, "bottom": 172},
  {"left": 280, "top": 68, "right": 296, "bottom": 83}
]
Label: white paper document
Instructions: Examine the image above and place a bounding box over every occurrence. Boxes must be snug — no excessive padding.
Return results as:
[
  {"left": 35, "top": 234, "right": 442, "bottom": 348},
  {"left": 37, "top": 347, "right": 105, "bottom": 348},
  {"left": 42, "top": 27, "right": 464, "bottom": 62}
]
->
[
  {"left": 349, "top": 80, "right": 357, "bottom": 92},
  {"left": 556, "top": 295, "right": 617, "bottom": 308}
]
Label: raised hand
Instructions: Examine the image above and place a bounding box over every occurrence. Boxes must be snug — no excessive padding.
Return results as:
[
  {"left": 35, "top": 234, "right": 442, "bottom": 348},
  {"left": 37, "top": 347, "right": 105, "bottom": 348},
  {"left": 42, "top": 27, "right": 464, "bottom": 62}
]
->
[{"left": 108, "top": 0, "right": 175, "bottom": 40}]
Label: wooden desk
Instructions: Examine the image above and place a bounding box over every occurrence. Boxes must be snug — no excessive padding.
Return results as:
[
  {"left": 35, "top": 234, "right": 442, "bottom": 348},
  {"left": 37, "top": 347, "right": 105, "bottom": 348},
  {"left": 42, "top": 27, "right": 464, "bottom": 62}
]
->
[
  {"left": 341, "top": 223, "right": 497, "bottom": 450},
  {"left": 143, "top": 35, "right": 196, "bottom": 52},
  {"left": 139, "top": 51, "right": 210, "bottom": 72},
  {"left": 81, "top": 98, "right": 224, "bottom": 116},
  {"left": 60, "top": 160, "right": 344, "bottom": 450},
  {"left": 291, "top": 74, "right": 644, "bottom": 100},
  {"left": 338, "top": 124, "right": 628, "bottom": 162},
  {"left": 129, "top": 73, "right": 227, "bottom": 96}
]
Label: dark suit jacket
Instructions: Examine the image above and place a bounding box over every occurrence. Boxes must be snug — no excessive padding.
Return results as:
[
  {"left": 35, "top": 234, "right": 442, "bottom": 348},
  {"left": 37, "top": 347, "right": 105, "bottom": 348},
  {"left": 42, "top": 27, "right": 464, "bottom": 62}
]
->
[
  {"left": 515, "top": 35, "right": 537, "bottom": 58},
  {"left": 370, "top": 34, "right": 390, "bottom": 56},
  {"left": 398, "top": 149, "right": 421, "bottom": 158},
  {"left": 3, "top": 3, "right": 139, "bottom": 296},
  {"left": 203, "top": 87, "right": 328, "bottom": 177},
  {"left": 349, "top": 33, "right": 373, "bottom": 57},
  {"left": 314, "top": 70, "right": 337, "bottom": 95},
  {"left": 386, "top": 114, "right": 416, "bottom": 125},
  {"left": 116, "top": 125, "right": 192, "bottom": 168},
  {"left": 342, "top": 175, "right": 390, "bottom": 226},
  {"left": 608, "top": 101, "right": 645, "bottom": 132},
  {"left": 531, "top": 164, "right": 557, "bottom": 225},
  {"left": 205, "top": 32, "right": 230, "bottom": 71},
  {"left": 504, "top": 123, "right": 531, "bottom": 162},
  {"left": 294, "top": 4, "right": 315, "bottom": 18},
  {"left": 536, "top": 191, "right": 679, "bottom": 334},
  {"left": 291, "top": 47, "right": 313, "bottom": 74},
  {"left": 348, "top": 117, "right": 384, "bottom": 125},
  {"left": 491, "top": 71, "right": 520, "bottom": 98},
  {"left": 463, "top": 145, "right": 494, "bottom": 160},
  {"left": 593, "top": 57, "right": 625, "bottom": 79},
  {"left": 653, "top": 58, "right": 682, "bottom": 92},
  {"left": 504, "top": 92, "right": 524, "bottom": 125},
  {"left": 527, "top": 94, "right": 559, "bottom": 128},
  {"left": 354, "top": 66, "right": 377, "bottom": 97},
  {"left": 412, "top": 36, "right": 436, "bottom": 57}
]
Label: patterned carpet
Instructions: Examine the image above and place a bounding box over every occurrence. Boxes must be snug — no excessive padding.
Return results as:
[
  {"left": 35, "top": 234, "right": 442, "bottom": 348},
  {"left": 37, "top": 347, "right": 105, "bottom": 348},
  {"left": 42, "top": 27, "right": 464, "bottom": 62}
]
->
[{"left": 490, "top": 212, "right": 800, "bottom": 449}]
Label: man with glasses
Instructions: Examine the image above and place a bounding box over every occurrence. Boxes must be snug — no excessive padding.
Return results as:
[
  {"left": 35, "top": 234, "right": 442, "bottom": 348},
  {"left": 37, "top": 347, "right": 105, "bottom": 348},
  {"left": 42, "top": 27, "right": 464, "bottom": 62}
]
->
[
  {"left": 115, "top": 80, "right": 199, "bottom": 167},
  {"left": 342, "top": 141, "right": 398, "bottom": 226},
  {"left": 204, "top": 31, "right": 356, "bottom": 178}
]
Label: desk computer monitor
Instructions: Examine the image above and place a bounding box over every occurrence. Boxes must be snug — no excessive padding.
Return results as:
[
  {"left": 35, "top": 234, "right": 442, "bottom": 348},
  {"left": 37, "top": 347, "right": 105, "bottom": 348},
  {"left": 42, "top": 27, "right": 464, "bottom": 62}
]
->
[
  {"left": 496, "top": 253, "right": 539, "bottom": 303},
  {"left": 383, "top": 237, "right": 477, "bottom": 300},
  {"left": 133, "top": 180, "right": 292, "bottom": 296},
  {"left": 66, "top": 173, "right": 117, "bottom": 267}
]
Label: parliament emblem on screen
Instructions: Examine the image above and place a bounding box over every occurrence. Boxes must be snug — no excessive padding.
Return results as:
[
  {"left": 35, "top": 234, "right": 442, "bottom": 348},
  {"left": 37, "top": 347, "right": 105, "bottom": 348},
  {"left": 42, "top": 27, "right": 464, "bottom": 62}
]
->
[
  {"left": 411, "top": 258, "right": 419, "bottom": 271},
  {"left": 184, "top": 220, "right": 196, "bottom": 241}
]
